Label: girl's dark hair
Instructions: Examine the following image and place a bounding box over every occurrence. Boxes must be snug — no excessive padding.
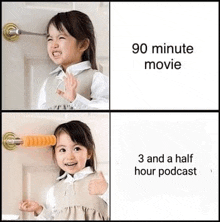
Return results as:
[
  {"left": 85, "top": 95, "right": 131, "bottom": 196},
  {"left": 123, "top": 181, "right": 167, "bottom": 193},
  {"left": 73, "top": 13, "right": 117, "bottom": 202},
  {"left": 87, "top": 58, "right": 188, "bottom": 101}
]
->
[
  {"left": 47, "top": 10, "right": 97, "bottom": 70},
  {"left": 52, "top": 120, "right": 96, "bottom": 177}
]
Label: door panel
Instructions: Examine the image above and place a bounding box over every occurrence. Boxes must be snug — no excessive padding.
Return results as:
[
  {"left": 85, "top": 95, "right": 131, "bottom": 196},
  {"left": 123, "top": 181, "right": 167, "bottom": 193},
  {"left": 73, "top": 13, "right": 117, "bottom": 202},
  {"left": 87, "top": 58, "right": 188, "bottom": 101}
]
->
[
  {"left": 22, "top": 165, "right": 59, "bottom": 220},
  {"left": 24, "top": 58, "right": 56, "bottom": 109}
]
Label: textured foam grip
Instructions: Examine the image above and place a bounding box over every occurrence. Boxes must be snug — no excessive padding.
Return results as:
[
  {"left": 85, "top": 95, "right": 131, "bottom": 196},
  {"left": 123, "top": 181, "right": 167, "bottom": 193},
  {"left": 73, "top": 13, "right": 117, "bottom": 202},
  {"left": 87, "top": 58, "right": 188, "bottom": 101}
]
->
[{"left": 22, "top": 135, "right": 56, "bottom": 147}]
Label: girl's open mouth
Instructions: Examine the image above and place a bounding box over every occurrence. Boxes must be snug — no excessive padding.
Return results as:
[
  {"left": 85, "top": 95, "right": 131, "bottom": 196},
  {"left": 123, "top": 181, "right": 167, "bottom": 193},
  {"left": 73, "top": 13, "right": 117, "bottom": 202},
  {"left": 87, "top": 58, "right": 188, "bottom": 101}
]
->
[
  {"left": 52, "top": 51, "right": 62, "bottom": 57},
  {"left": 65, "top": 163, "right": 77, "bottom": 166}
]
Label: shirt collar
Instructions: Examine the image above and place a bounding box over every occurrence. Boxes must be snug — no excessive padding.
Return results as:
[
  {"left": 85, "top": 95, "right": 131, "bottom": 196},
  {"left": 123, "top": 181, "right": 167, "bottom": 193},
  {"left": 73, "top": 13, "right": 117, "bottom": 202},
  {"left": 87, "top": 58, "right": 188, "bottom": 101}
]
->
[
  {"left": 56, "top": 166, "right": 94, "bottom": 183},
  {"left": 49, "top": 61, "right": 91, "bottom": 77}
]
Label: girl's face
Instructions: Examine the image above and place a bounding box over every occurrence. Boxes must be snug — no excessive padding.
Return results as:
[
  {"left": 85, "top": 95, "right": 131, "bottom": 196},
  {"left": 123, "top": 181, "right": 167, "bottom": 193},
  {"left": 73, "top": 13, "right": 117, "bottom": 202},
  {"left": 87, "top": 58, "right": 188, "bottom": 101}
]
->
[
  {"left": 55, "top": 132, "right": 91, "bottom": 175},
  {"left": 47, "top": 24, "right": 83, "bottom": 72}
]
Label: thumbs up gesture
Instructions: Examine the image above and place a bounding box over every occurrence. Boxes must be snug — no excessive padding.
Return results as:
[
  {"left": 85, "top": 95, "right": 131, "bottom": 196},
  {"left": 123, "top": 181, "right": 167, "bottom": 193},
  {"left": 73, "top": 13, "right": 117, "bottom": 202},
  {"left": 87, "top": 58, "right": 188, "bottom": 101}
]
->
[{"left": 88, "top": 171, "right": 108, "bottom": 195}]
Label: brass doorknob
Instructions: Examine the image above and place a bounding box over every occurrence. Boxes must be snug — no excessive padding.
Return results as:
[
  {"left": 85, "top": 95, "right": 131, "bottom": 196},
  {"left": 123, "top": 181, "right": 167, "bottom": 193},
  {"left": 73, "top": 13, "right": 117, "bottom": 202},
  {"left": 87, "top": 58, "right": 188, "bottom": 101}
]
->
[
  {"left": 2, "top": 132, "right": 19, "bottom": 150},
  {"left": 3, "top": 23, "right": 20, "bottom": 42}
]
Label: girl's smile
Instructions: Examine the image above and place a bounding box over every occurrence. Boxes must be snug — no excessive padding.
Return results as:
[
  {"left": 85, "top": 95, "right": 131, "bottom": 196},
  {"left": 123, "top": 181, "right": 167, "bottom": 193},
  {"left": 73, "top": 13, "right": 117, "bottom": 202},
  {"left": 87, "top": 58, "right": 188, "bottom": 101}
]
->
[
  {"left": 52, "top": 51, "right": 62, "bottom": 58},
  {"left": 47, "top": 24, "right": 83, "bottom": 72},
  {"left": 55, "top": 132, "right": 90, "bottom": 175}
]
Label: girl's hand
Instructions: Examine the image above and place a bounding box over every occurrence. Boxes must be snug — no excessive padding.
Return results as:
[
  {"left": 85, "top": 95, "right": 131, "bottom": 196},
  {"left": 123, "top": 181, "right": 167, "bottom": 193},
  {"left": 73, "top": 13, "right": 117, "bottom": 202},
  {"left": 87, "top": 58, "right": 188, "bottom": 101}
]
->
[
  {"left": 57, "top": 72, "right": 78, "bottom": 102},
  {"left": 88, "top": 171, "right": 108, "bottom": 195},
  {"left": 19, "top": 200, "right": 43, "bottom": 215}
]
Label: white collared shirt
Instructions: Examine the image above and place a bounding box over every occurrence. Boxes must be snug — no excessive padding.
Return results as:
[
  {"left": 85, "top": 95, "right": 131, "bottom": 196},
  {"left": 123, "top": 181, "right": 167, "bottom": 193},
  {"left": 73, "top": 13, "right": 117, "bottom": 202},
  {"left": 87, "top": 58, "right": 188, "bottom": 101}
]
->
[
  {"left": 37, "top": 61, "right": 109, "bottom": 110},
  {"left": 36, "top": 167, "right": 109, "bottom": 220}
]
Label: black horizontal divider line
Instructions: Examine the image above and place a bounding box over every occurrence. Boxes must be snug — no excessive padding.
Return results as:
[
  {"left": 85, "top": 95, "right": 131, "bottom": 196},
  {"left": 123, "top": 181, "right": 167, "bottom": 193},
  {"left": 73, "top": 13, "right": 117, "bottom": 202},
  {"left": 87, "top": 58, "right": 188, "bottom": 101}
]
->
[{"left": 2, "top": 109, "right": 219, "bottom": 113}]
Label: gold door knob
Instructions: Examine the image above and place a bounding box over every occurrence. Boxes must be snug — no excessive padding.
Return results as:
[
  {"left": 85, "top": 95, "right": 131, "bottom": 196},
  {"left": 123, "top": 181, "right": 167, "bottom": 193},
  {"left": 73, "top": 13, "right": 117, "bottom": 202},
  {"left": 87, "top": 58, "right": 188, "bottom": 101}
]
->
[
  {"left": 3, "top": 23, "right": 20, "bottom": 42},
  {"left": 2, "top": 132, "right": 19, "bottom": 150}
]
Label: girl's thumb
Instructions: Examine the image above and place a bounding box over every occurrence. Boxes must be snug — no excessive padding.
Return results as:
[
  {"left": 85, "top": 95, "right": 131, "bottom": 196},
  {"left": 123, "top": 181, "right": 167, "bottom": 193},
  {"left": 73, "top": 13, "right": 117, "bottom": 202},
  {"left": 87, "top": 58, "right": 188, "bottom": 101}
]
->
[{"left": 98, "top": 171, "right": 105, "bottom": 180}]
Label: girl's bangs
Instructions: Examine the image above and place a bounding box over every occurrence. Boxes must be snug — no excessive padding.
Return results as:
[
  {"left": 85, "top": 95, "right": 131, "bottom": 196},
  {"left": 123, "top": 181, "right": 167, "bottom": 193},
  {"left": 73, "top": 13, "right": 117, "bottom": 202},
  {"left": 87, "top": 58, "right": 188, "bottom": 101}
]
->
[
  {"left": 47, "top": 15, "right": 65, "bottom": 34},
  {"left": 54, "top": 125, "right": 90, "bottom": 148}
]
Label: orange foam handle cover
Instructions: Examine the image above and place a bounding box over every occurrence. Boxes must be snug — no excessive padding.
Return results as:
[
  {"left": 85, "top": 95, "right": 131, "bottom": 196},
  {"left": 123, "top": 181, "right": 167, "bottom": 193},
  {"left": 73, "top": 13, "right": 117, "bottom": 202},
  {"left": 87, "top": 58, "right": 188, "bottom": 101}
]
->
[{"left": 22, "top": 135, "right": 56, "bottom": 147}]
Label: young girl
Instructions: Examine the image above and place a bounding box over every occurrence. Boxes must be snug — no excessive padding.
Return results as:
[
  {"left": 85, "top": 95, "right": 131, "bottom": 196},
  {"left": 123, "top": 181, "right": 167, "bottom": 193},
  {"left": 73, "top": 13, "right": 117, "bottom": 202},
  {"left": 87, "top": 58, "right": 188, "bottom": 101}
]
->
[
  {"left": 19, "top": 121, "right": 109, "bottom": 220},
  {"left": 37, "top": 10, "right": 109, "bottom": 110}
]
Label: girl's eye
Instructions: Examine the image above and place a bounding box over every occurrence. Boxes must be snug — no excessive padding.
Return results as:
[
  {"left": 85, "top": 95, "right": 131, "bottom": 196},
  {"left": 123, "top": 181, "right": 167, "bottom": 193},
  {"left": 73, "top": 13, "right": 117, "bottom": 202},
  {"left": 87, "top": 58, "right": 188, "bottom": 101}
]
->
[
  {"left": 59, "top": 37, "right": 65, "bottom": 39},
  {"left": 74, "top": 147, "right": 81, "bottom": 151},
  {"left": 59, "top": 148, "right": 66, "bottom": 152},
  {"left": 47, "top": 38, "right": 52, "bottom": 42}
]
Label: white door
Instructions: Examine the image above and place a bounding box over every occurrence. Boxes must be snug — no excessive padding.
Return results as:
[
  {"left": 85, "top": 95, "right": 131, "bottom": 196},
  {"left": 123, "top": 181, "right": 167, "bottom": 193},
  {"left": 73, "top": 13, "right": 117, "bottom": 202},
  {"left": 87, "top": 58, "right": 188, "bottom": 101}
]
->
[
  {"left": 2, "top": 2, "right": 109, "bottom": 110},
  {"left": 2, "top": 113, "right": 109, "bottom": 220}
]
